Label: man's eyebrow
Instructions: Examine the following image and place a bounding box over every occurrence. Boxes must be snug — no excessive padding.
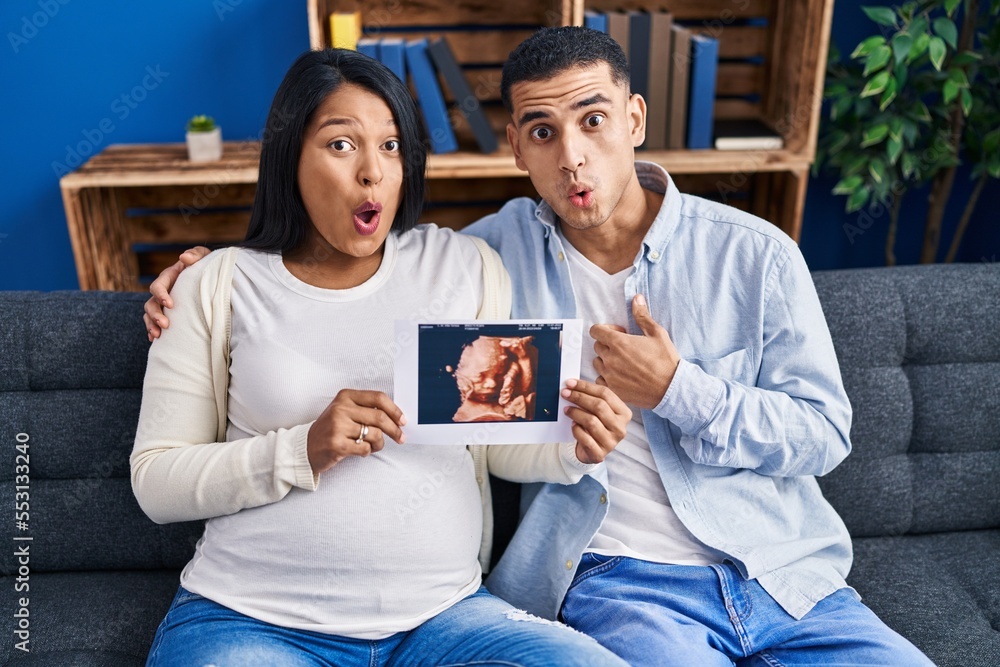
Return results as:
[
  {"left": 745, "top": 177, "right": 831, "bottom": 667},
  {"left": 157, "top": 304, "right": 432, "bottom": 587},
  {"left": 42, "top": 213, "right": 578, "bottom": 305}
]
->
[
  {"left": 516, "top": 94, "right": 613, "bottom": 126},
  {"left": 517, "top": 110, "right": 550, "bottom": 126},
  {"left": 571, "top": 94, "right": 612, "bottom": 110}
]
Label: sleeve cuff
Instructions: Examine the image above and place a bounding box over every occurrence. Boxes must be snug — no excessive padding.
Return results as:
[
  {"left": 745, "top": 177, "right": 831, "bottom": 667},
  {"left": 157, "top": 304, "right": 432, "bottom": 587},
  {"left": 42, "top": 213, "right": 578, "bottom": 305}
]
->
[
  {"left": 559, "top": 440, "right": 602, "bottom": 477},
  {"left": 292, "top": 423, "right": 320, "bottom": 491},
  {"left": 653, "top": 359, "right": 726, "bottom": 434}
]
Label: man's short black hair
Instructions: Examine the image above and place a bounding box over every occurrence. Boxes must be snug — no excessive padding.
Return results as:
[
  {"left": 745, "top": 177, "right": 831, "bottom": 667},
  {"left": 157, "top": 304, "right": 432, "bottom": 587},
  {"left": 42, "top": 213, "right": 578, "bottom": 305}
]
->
[{"left": 500, "top": 26, "right": 630, "bottom": 114}]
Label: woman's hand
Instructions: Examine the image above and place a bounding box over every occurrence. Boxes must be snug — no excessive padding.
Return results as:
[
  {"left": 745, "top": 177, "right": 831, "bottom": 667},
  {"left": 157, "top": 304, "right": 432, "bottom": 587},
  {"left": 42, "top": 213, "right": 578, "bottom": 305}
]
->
[
  {"left": 308, "top": 390, "right": 407, "bottom": 474},
  {"left": 561, "top": 379, "right": 632, "bottom": 464}
]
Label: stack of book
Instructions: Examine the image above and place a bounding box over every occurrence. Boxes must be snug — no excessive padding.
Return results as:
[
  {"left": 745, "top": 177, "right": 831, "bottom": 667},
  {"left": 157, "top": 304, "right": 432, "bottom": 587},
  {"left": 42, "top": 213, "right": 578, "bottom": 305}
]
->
[
  {"left": 330, "top": 12, "right": 497, "bottom": 155},
  {"left": 584, "top": 9, "right": 783, "bottom": 151}
]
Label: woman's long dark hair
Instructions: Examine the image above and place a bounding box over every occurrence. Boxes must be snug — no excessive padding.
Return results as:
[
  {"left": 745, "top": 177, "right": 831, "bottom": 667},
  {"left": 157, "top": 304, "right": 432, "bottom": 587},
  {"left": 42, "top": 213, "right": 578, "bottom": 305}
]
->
[{"left": 243, "top": 48, "right": 427, "bottom": 252}]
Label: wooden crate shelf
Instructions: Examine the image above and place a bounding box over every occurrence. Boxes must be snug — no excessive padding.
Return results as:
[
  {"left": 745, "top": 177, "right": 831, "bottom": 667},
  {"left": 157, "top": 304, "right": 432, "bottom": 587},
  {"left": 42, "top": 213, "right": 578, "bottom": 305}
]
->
[{"left": 60, "top": 0, "right": 832, "bottom": 290}]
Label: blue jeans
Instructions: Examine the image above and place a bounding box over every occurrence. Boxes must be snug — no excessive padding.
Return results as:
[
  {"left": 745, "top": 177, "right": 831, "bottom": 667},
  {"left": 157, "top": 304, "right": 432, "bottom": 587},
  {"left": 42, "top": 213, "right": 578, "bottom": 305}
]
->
[
  {"left": 561, "top": 554, "right": 934, "bottom": 667},
  {"left": 147, "top": 584, "right": 626, "bottom": 667}
]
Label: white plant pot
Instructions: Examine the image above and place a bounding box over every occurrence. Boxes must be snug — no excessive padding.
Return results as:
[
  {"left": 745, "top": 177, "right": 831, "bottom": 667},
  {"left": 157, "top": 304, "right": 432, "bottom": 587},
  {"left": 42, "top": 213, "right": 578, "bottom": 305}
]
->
[{"left": 186, "top": 127, "right": 223, "bottom": 162}]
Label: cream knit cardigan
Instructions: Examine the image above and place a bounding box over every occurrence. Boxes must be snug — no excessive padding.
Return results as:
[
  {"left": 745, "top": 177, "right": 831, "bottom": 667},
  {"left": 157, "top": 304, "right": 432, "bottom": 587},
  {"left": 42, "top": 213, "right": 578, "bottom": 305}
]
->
[{"left": 131, "top": 238, "right": 593, "bottom": 573}]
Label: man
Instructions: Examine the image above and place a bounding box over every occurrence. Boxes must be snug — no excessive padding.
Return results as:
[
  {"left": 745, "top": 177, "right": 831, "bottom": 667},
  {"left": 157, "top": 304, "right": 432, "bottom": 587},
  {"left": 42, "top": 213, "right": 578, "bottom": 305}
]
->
[{"left": 146, "top": 27, "right": 931, "bottom": 666}]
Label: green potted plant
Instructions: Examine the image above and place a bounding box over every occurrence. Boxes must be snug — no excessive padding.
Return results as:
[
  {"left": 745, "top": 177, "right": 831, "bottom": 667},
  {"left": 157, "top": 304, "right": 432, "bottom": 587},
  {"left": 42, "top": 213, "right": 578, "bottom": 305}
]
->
[
  {"left": 186, "top": 115, "right": 222, "bottom": 162},
  {"left": 816, "top": 0, "right": 999, "bottom": 264}
]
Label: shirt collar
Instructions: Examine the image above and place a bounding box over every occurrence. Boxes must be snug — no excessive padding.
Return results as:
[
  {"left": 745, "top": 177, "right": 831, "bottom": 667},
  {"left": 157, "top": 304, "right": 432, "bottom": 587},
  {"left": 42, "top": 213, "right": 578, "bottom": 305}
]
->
[{"left": 533, "top": 161, "right": 681, "bottom": 262}]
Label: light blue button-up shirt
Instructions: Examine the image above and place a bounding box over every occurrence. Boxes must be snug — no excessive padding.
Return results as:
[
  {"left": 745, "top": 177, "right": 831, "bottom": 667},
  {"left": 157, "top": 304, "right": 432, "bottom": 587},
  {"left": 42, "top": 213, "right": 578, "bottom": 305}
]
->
[{"left": 464, "top": 162, "right": 856, "bottom": 622}]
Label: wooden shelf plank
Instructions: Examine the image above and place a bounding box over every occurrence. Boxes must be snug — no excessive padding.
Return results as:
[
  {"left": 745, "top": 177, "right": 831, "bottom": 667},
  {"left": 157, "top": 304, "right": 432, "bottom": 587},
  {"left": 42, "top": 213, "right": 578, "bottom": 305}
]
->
[{"left": 59, "top": 141, "right": 811, "bottom": 190}]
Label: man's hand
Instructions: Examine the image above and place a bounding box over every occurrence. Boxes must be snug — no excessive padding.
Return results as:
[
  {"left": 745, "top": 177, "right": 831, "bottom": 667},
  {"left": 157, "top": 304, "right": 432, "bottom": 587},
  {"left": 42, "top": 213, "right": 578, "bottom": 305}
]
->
[
  {"left": 591, "top": 294, "right": 681, "bottom": 410},
  {"left": 561, "top": 379, "right": 632, "bottom": 464},
  {"left": 143, "top": 246, "right": 211, "bottom": 341}
]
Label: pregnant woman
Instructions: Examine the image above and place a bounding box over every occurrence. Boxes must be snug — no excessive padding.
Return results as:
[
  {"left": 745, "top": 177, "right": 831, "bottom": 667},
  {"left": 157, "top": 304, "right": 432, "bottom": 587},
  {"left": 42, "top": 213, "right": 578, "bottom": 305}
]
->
[{"left": 131, "top": 48, "right": 630, "bottom": 667}]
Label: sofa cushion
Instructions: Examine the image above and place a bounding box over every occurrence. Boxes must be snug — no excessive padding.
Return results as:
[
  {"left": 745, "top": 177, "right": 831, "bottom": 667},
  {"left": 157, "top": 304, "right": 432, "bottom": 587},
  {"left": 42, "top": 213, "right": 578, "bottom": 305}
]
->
[
  {"left": 0, "top": 570, "right": 180, "bottom": 666},
  {"left": 850, "top": 530, "right": 1000, "bottom": 667},
  {"left": 814, "top": 264, "right": 1000, "bottom": 537},
  {"left": 0, "top": 292, "right": 206, "bottom": 575}
]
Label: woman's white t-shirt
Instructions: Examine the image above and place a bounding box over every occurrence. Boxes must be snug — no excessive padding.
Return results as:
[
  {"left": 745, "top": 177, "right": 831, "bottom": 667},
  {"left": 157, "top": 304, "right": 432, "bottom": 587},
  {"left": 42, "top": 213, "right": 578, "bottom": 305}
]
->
[{"left": 179, "top": 228, "right": 487, "bottom": 639}]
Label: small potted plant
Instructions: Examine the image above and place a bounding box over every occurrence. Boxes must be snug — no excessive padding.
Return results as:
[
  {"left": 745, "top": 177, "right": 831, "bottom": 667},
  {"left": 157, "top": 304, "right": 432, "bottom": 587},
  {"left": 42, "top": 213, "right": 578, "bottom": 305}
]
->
[{"left": 185, "top": 115, "right": 222, "bottom": 162}]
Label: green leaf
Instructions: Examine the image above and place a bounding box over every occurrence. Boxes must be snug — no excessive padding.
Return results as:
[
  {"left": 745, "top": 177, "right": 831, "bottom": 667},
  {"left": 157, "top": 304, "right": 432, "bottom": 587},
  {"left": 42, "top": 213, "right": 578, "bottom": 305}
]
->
[
  {"left": 944, "top": 79, "right": 960, "bottom": 104},
  {"left": 826, "top": 83, "right": 849, "bottom": 97},
  {"left": 862, "top": 123, "right": 891, "bottom": 147},
  {"left": 861, "top": 70, "right": 892, "bottom": 97},
  {"left": 961, "top": 88, "right": 973, "bottom": 116},
  {"left": 869, "top": 157, "right": 888, "bottom": 183},
  {"left": 847, "top": 186, "right": 872, "bottom": 212},
  {"left": 880, "top": 75, "right": 899, "bottom": 110},
  {"left": 833, "top": 174, "right": 864, "bottom": 194},
  {"left": 933, "top": 17, "right": 958, "bottom": 48},
  {"left": 887, "top": 135, "right": 904, "bottom": 164},
  {"left": 894, "top": 61, "right": 909, "bottom": 88},
  {"left": 902, "top": 152, "right": 919, "bottom": 179},
  {"left": 915, "top": 101, "right": 932, "bottom": 122},
  {"left": 984, "top": 129, "right": 1000, "bottom": 155},
  {"left": 945, "top": 0, "right": 962, "bottom": 16},
  {"left": 910, "top": 33, "right": 931, "bottom": 61},
  {"left": 892, "top": 33, "right": 913, "bottom": 64},
  {"left": 951, "top": 51, "right": 983, "bottom": 67},
  {"left": 903, "top": 120, "right": 919, "bottom": 144},
  {"left": 852, "top": 35, "right": 887, "bottom": 59},
  {"left": 832, "top": 96, "right": 854, "bottom": 121},
  {"left": 947, "top": 68, "right": 970, "bottom": 87},
  {"left": 889, "top": 117, "right": 904, "bottom": 141},
  {"left": 990, "top": 163, "right": 1000, "bottom": 179},
  {"left": 929, "top": 36, "right": 947, "bottom": 70},
  {"left": 864, "top": 45, "right": 893, "bottom": 75},
  {"left": 828, "top": 130, "right": 852, "bottom": 154},
  {"left": 844, "top": 155, "right": 869, "bottom": 176},
  {"left": 862, "top": 6, "right": 898, "bottom": 27}
]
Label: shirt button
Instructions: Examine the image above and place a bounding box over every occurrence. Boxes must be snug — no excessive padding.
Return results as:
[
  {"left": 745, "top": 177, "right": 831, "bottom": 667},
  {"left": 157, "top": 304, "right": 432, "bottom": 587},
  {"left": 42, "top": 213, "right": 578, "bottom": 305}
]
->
[
  {"left": 649, "top": 250, "right": 660, "bottom": 260},
  {"left": 565, "top": 559, "right": 574, "bottom": 570},
  {"left": 476, "top": 476, "right": 483, "bottom": 484},
  {"left": 558, "top": 251, "right": 565, "bottom": 262},
  {"left": 599, "top": 494, "right": 607, "bottom": 504}
]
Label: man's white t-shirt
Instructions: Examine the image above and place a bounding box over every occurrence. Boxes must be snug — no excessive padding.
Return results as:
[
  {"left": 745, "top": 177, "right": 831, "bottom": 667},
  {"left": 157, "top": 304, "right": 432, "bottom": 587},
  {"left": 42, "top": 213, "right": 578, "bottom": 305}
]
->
[{"left": 557, "top": 228, "right": 724, "bottom": 566}]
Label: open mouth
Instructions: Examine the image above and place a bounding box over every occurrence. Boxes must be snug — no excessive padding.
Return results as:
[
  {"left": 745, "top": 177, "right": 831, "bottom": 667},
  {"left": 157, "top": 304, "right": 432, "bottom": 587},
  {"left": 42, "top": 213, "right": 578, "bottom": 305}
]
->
[
  {"left": 569, "top": 190, "right": 595, "bottom": 208},
  {"left": 353, "top": 201, "right": 383, "bottom": 236}
]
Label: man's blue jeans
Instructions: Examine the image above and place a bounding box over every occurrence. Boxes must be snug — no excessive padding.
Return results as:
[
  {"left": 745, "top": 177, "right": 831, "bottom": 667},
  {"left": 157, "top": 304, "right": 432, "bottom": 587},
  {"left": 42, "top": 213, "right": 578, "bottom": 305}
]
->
[
  {"left": 561, "top": 553, "right": 934, "bottom": 667},
  {"left": 147, "top": 584, "right": 626, "bottom": 667}
]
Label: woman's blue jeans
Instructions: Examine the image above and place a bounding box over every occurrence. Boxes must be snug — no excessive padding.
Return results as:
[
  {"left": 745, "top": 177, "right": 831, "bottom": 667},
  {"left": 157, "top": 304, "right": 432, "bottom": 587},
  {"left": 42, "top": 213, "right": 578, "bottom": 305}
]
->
[
  {"left": 561, "top": 553, "right": 934, "bottom": 667},
  {"left": 146, "top": 584, "right": 626, "bottom": 667}
]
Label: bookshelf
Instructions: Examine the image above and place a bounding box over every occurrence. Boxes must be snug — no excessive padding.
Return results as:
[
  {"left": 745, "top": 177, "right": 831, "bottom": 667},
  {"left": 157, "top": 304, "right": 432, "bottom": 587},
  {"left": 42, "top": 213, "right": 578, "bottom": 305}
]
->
[
  {"left": 308, "top": 0, "right": 834, "bottom": 241},
  {"left": 58, "top": 0, "right": 833, "bottom": 291}
]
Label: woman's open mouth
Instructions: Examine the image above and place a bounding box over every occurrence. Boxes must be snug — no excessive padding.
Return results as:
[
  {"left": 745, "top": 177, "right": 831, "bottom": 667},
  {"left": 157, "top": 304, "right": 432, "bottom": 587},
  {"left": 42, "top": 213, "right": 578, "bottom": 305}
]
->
[{"left": 353, "top": 201, "right": 382, "bottom": 236}]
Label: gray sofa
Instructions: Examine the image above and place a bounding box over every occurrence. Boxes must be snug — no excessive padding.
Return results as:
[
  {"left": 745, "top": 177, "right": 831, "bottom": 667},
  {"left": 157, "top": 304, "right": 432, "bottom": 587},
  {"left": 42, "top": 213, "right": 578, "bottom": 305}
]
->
[{"left": 1, "top": 262, "right": 998, "bottom": 666}]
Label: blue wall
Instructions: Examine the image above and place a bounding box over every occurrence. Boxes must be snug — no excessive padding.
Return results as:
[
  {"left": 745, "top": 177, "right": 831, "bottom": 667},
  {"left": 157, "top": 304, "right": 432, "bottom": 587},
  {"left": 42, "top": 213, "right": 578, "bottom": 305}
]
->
[{"left": 1, "top": 0, "right": 997, "bottom": 289}]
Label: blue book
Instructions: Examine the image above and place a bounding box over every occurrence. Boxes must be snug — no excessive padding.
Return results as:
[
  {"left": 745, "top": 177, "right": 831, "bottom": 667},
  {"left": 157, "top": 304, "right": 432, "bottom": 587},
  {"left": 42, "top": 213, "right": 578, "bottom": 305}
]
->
[
  {"left": 584, "top": 11, "right": 607, "bottom": 33},
  {"left": 356, "top": 38, "right": 379, "bottom": 60},
  {"left": 686, "top": 34, "right": 719, "bottom": 150},
  {"left": 427, "top": 37, "right": 498, "bottom": 154},
  {"left": 379, "top": 38, "right": 407, "bottom": 83},
  {"left": 628, "top": 11, "right": 651, "bottom": 102},
  {"left": 405, "top": 39, "right": 458, "bottom": 154}
]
